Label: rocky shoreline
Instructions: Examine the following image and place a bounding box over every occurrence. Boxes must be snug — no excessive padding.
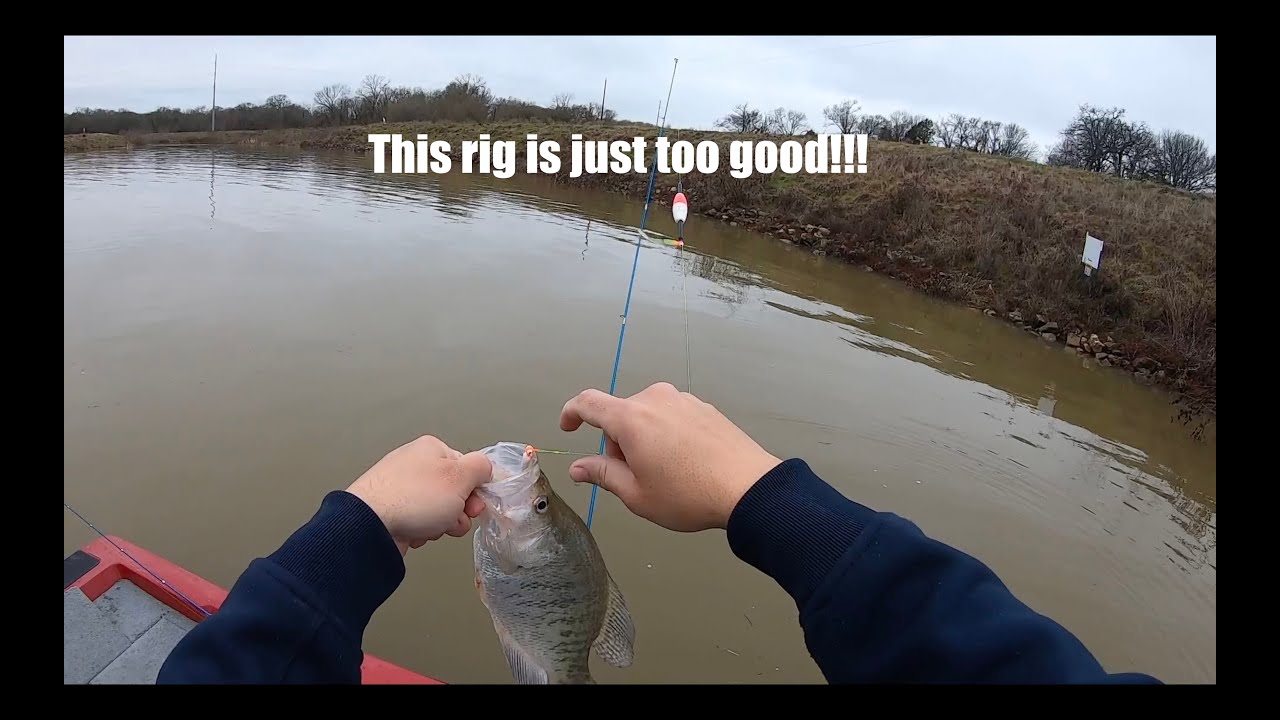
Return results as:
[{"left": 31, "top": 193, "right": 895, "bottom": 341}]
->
[{"left": 660, "top": 198, "right": 1210, "bottom": 434}]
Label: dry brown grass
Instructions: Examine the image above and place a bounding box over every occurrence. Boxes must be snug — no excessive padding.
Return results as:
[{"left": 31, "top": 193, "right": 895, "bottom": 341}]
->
[
  {"left": 64, "top": 133, "right": 131, "bottom": 151},
  {"left": 91, "top": 122, "right": 1219, "bottom": 420}
]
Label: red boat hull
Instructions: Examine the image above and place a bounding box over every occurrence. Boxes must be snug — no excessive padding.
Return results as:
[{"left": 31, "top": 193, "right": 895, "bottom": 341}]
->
[{"left": 66, "top": 535, "right": 443, "bottom": 684}]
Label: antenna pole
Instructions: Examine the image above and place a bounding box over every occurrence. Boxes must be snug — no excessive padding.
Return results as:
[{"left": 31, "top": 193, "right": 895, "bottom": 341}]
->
[{"left": 211, "top": 54, "right": 217, "bottom": 132}]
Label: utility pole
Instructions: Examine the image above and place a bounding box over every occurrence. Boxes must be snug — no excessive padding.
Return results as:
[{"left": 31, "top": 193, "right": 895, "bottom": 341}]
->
[
  {"left": 599, "top": 77, "right": 608, "bottom": 122},
  {"left": 211, "top": 54, "right": 218, "bottom": 132}
]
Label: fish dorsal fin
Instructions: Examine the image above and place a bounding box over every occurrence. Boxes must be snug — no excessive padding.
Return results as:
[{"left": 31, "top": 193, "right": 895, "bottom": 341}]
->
[
  {"left": 495, "top": 620, "right": 550, "bottom": 684},
  {"left": 593, "top": 574, "right": 635, "bottom": 668}
]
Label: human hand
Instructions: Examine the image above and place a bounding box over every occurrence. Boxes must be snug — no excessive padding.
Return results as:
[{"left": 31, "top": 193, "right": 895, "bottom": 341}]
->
[
  {"left": 346, "top": 435, "right": 492, "bottom": 555},
  {"left": 559, "top": 382, "right": 781, "bottom": 532}
]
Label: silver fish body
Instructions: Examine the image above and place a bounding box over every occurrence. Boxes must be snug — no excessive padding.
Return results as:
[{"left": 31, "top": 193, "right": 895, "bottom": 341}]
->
[{"left": 472, "top": 442, "right": 635, "bottom": 684}]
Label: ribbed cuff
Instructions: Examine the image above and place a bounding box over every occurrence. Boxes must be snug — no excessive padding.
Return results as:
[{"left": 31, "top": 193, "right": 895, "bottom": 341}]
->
[
  {"left": 726, "top": 459, "right": 878, "bottom": 611},
  {"left": 268, "top": 490, "right": 405, "bottom": 636}
]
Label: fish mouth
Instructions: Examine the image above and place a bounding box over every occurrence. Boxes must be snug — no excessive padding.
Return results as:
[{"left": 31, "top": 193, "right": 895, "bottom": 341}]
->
[{"left": 476, "top": 442, "right": 540, "bottom": 508}]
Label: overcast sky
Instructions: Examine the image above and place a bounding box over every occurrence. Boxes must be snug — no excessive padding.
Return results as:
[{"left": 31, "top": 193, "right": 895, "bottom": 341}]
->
[{"left": 64, "top": 36, "right": 1216, "bottom": 156}]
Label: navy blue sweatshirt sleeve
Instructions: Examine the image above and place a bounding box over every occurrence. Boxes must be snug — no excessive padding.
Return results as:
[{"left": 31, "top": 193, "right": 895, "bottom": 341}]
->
[
  {"left": 727, "top": 459, "right": 1162, "bottom": 684},
  {"left": 156, "top": 490, "right": 404, "bottom": 683}
]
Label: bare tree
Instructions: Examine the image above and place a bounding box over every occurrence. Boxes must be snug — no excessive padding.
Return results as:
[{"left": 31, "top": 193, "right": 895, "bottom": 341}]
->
[
  {"left": 1112, "top": 122, "right": 1158, "bottom": 180},
  {"left": 450, "top": 74, "right": 492, "bottom": 101},
  {"left": 937, "top": 114, "right": 1037, "bottom": 160},
  {"left": 313, "top": 84, "right": 353, "bottom": 126},
  {"left": 551, "top": 92, "right": 575, "bottom": 110},
  {"left": 853, "top": 114, "right": 888, "bottom": 136},
  {"left": 782, "top": 109, "right": 808, "bottom": 135},
  {"left": 587, "top": 102, "right": 618, "bottom": 122},
  {"left": 991, "top": 123, "right": 1037, "bottom": 161},
  {"left": 972, "top": 120, "right": 1001, "bottom": 153},
  {"left": 716, "top": 103, "right": 765, "bottom": 133},
  {"left": 1150, "top": 130, "right": 1216, "bottom": 191},
  {"left": 935, "top": 113, "right": 959, "bottom": 148},
  {"left": 1048, "top": 104, "right": 1132, "bottom": 173},
  {"left": 436, "top": 74, "right": 495, "bottom": 122},
  {"left": 936, "top": 113, "right": 985, "bottom": 150},
  {"left": 823, "top": 100, "right": 861, "bottom": 133},
  {"left": 355, "top": 74, "right": 392, "bottom": 123},
  {"left": 881, "top": 111, "right": 924, "bottom": 142},
  {"left": 764, "top": 107, "right": 808, "bottom": 134}
]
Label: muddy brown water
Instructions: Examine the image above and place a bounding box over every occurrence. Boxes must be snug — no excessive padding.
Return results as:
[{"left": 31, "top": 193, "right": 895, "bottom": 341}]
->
[{"left": 64, "top": 146, "right": 1216, "bottom": 683}]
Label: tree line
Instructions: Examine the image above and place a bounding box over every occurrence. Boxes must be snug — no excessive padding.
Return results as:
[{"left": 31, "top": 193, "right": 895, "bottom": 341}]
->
[
  {"left": 714, "top": 99, "right": 1215, "bottom": 193},
  {"left": 63, "top": 73, "right": 620, "bottom": 136},
  {"left": 63, "top": 72, "right": 1215, "bottom": 193}
]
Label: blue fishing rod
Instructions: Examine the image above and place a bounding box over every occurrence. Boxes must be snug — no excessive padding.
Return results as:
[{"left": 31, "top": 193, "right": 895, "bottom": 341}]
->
[{"left": 586, "top": 57, "right": 680, "bottom": 530}]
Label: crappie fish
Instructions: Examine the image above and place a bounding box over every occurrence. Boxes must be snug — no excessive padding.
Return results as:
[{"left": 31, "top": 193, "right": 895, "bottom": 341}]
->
[{"left": 472, "top": 442, "right": 635, "bottom": 684}]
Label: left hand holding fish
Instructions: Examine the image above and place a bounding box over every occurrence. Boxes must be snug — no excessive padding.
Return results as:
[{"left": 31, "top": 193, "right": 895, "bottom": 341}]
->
[{"left": 346, "top": 435, "right": 492, "bottom": 555}]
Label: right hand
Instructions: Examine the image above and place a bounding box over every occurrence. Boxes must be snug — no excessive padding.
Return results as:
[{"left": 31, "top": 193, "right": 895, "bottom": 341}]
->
[{"left": 559, "top": 382, "right": 781, "bottom": 532}]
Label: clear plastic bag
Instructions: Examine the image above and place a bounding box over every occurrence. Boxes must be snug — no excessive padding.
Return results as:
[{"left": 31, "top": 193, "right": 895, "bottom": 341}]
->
[{"left": 477, "top": 442, "right": 540, "bottom": 498}]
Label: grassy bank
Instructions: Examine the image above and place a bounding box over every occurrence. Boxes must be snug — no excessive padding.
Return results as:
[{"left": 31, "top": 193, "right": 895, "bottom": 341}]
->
[
  {"left": 64, "top": 133, "right": 131, "bottom": 151},
  {"left": 95, "top": 122, "right": 1218, "bottom": 429}
]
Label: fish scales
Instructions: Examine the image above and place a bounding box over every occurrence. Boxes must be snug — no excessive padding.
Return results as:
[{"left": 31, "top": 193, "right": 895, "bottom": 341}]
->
[{"left": 472, "top": 442, "right": 635, "bottom": 684}]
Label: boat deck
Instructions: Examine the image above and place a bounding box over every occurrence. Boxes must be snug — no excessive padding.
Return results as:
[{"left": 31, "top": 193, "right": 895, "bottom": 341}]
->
[
  {"left": 64, "top": 578, "right": 195, "bottom": 684},
  {"left": 64, "top": 535, "right": 443, "bottom": 684}
]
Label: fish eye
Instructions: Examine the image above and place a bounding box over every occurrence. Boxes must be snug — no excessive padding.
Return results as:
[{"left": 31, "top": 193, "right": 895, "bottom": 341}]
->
[{"left": 534, "top": 496, "right": 549, "bottom": 514}]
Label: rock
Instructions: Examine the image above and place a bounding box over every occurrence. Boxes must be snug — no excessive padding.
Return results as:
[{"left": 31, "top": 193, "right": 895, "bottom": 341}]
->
[
  {"left": 1089, "top": 333, "right": 1100, "bottom": 346},
  {"left": 1134, "top": 370, "right": 1154, "bottom": 385},
  {"left": 1076, "top": 347, "right": 1087, "bottom": 354},
  {"left": 1066, "top": 333, "right": 1082, "bottom": 348},
  {"left": 1104, "top": 341, "right": 1117, "bottom": 352},
  {"left": 787, "top": 228, "right": 797, "bottom": 235},
  {"left": 984, "top": 308, "right": 997, "bottom": 316},
  {"left": 1035, "top": 314, "right": 1048, "bottom": 327},
  {"left": 1008, "top": 310, "right": 1023, "bottom": 323},
  {"left": 1134, "top": 356, "right": 1158, "bottom": 371},
  {"left": 780, "top": 238, "right": 792, "bottom": 245},
  {"left": 863, "top": 265, "right": 873, "bottom": 272},
  {"left": 729, "top": 221, "right": 738, "bottom": 227},
  {"left": 817, "top": 226, "right": 831, "bottom": 236},
  {"left": 1099, "top": 357, "right": 1112, "bottom": 367},
  {"left": 1095, "top": 352, "right": 1109, "bottom": 361},
  {"left": 721, "top": 214, "right": 731, "bottom": 221},
  {"left": 1041, "top": 332, "right": 1057, "bottom": 342},
  {"left": 1039, "top": 321, "right": 1060, "bottom": 334},
  {"left": 1156, "top": 369, "right": 1167, "bottom": 380}
]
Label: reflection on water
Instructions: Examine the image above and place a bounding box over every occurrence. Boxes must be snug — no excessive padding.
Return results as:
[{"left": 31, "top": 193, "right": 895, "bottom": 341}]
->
[{"left": 64, "top": 146, "right": 1215, "bottom": 683}]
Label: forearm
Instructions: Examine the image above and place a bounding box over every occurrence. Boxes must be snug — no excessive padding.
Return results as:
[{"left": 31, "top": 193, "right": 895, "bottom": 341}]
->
[
  {"left": 157, "top": 491, "right": 405, "bottom": 683},
  {"left": 726, "top": 460, "right": 1161, "bottom": 683}
]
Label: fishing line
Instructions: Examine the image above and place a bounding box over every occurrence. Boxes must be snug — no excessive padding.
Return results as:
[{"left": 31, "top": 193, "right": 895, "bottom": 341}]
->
[
  {"left": 64, "top": 502, "right": 213, "bottom": 619},
  {"left": 681, "top": 243, "right": 692, "bottom": 393},
  {"left": 585, "top": 57, "right": 680, "bottom": 531},
  {"left": 529, "top": 448, "right": 597, "bottom": 457}
]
